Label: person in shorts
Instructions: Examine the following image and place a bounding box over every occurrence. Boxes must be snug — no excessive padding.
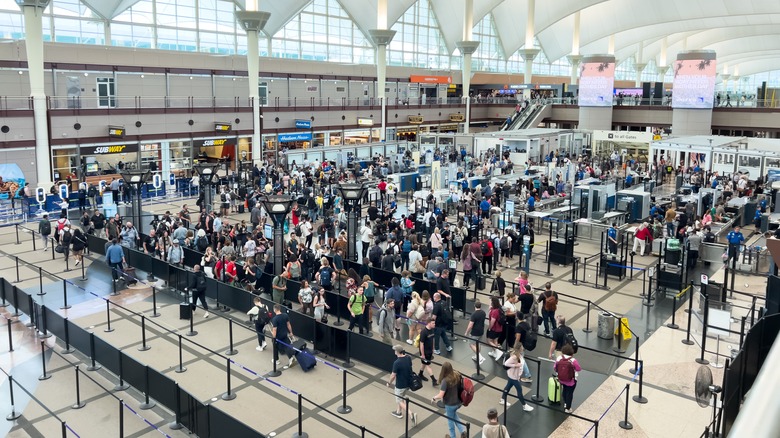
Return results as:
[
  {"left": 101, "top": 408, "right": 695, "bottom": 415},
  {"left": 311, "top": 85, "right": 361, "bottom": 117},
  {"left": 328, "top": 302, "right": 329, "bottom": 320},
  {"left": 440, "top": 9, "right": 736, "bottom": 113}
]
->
[
  {"left": 387, "top": 344, "right": 418, "bottom": 427},
  {"left": 418, "top": 320, "right": 438, "bottom": 386},
  {"left": 464, "top": 300, "right": 487, "bottom": 364}
]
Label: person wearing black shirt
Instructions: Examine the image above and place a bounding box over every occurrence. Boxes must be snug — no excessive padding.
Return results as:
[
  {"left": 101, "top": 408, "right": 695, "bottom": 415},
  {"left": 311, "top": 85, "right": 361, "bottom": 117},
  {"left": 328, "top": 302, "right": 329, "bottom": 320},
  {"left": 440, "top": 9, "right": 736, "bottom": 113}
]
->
[
  {"left": 367, "top": 202, "right": 379, "bottom": 223},
  {"left": 271, "top": 304, "right": 296, "bottom": 368},
  {"left": 143, "top": 230, "right": 157, "bottom": 255},
  {"left": 435, "top": 269, "right": 452, "bottom": 299},
  {"left": 548, "top": 315, "right": 572, "bottom": 360},
  {"left": 187, "top": 264, "right": 209, "bottom": 318},
  {"left": 417, "top": 320, "right": 438, "bottom": 386},
  {"left": 91, "top": 210, "right": 106, "bottom": 238},
  {"left": 381, "top": 249, "right": 396, "bottom": 272},
  {"left": 432, "top": 292, "right": 452, "bottom": 354},
  {"left": 517, "top": 287, "right": 535, "bottom": 316},
  {"left": 465, "top": 300, "right": 486, "bottom": 364},
  {"left": 387, "top": 345, "right": 418, "bottom": 425}
]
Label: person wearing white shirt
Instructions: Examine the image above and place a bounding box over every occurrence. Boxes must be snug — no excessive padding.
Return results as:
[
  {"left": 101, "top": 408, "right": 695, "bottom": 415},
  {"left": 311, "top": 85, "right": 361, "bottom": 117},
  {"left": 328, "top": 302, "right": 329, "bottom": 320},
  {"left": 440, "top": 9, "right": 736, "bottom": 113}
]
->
[
  {"left": 359, "top": 221, "right": 373, "bottom": 258},
  {"left": 301, "top": 218, "right": 314, "bottom": 249},
  {"left": 408, "top": 246, "right": 423, "bottom": 273}
]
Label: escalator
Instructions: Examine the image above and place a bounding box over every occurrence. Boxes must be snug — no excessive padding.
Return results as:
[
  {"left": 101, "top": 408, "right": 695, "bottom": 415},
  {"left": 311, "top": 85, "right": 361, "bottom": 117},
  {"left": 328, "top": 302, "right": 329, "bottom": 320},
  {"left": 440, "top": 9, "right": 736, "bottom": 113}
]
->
[{"left": 501, "top": 103, "right": 552, "bottom": 131}]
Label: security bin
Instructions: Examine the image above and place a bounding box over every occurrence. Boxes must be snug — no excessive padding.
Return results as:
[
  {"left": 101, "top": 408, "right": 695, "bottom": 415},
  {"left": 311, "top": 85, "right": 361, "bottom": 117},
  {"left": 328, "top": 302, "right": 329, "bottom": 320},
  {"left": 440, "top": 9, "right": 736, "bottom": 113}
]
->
[{"left": 597, "top": 312, "right": 615, "bottom": 340}]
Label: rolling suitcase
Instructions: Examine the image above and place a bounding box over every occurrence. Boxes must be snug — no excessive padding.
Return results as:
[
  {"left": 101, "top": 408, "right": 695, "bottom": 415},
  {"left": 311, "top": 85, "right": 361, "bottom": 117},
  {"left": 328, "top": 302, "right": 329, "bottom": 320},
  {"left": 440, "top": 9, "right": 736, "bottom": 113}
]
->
[
  {"left": 179, "top": 302, "right": 192, "bottom": 320},
  {"left": 548, "top": 376, "right": 561, "bottom": 404},
  {"left": 476, "top": 275, "right": 486, "bottom": 291},
  {"left": 292, "top": 339, "right": 316, "bottom": 372},
  {"left": 238, "top": 204, "right": 245, "bottom": 213}
]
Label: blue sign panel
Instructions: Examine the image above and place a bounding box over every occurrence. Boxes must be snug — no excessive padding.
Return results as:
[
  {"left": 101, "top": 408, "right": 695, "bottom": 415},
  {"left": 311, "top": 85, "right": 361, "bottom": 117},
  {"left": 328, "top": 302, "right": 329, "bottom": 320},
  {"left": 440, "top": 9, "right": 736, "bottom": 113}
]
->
[
  {"left": 295, "top": 120, "right": 312, "bottom": 129},
  {"left": 279, "top": 133, "right": 313, "bottom": 143}
]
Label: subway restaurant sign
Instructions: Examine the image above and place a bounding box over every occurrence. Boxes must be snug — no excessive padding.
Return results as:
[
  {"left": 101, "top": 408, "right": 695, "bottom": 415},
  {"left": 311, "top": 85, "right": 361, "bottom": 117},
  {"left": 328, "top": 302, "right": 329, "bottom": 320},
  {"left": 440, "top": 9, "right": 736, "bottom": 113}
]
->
[
  {"left": 86, "top": 144, "right": 139, "bottom": 155},
  {"left": 194, "top": 138, "right": 232, "bottom": 147},
  {"left": 108, "top": 126, "right": 125, "bottom": 138}
]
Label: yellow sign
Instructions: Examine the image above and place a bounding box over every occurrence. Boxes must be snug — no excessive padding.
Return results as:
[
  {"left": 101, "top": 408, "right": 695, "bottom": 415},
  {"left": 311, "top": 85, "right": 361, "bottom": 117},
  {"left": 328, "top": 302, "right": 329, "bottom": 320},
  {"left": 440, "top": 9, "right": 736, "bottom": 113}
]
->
[
  {"left": 357, "top": 117, "right": 374, "bottom": 126},
  {"left": 614, "top": 317, "right": 632, "bottom": 340},
  {"left": 653, "top": 134, "right": 662, "bottom": 141},
  {"left": 215, "top": 123, "right": 232, "bottom": 132},
  {"left": 408, "top": 115, "right": 424, "bottom": 124},
  {"left": 108, "top": 126, "right": 125, "bottom": 138},
  {"left": 449, "top": 113, "right": 465, "bottom": 122}
]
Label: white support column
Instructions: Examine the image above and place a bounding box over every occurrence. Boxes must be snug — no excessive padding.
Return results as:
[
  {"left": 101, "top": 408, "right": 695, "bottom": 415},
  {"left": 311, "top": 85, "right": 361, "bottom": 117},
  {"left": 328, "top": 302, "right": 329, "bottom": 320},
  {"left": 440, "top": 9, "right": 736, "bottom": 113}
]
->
[
  {"left": 634, "top": 63, "right": 647, "bottom": 87},
  {"left": 236, "top": 10, "right": 271, "bottom": 165},
  {"left": 369, "top": 30, "right": 396, "bottom": 141},
  {"left": 656, "top": 66, "right": 670, "bottom": 84},
  {"left": 608, "top": 35, "right": 615, "bottom": 55},
  {"left": 19, "top": 0, "right": 52, "bottom": 188},
  {"left": 456, "top": 0, "right": 479, "bottom": 134},
  {"left": 567, "top": 55, "right": 582, "bottom": 86},
  {"left": 520, "top": 49, "right": 540, "bottom": 85}
]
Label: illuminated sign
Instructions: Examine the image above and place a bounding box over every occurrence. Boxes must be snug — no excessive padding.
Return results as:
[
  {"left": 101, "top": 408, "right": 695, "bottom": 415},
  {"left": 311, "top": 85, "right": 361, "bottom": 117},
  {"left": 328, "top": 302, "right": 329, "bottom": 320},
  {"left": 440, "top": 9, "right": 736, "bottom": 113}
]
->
[
  {"left": 410, "top": 75, "right": 452, "bottom": 84},
  {"left": 449, "top": 113, "right": 465, "bottom": 122},
  {"left": 215, "top": 123, "right": 232, "bottom": 132},
  {"left": 295, "top": 120, "right": 312, "bottom": 129},
  {"left": 87, "top": 144, "right": 139, "bottom": 155},
  {"left": 279, "top": 133, "right": 313, "bottom": 143},
  {"left": 672, "top": 57, "right": 717, "bottom": 109},
  {"left": 108, "top": 126, "right": 125, "bottom": 138},
  {"left": 408, "top": 115, "right": 424, "bottom": 124},
  {"left": 579, "top": 58, "right": 616, "bottom": 107},
  {"left": 195, "top": 138, "right": 231, "bottom": 147},
  {"left": 357, "top": 118, "right": 374, "bottom": 126}
]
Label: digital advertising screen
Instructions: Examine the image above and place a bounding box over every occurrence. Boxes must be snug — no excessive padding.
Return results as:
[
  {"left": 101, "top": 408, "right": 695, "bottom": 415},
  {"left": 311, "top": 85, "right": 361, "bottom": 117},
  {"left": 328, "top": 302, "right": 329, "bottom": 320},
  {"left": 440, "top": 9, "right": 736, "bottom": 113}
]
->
[
  {"left": 672, "top": 59, "right": 717, "bottom": 109},
  {"left": 578, "top": 61, "right": 615, "bottom": 107}
]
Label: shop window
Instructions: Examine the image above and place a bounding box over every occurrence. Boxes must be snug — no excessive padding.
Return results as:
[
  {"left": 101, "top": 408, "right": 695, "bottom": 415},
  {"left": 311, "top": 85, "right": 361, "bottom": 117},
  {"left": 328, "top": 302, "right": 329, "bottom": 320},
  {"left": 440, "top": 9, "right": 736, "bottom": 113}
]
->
[
  {"left": 259, "top": 82, "right": 268, "bottom": 105},
  {"left": 97, "top": 77, "right": 116, "bottom": 108}
]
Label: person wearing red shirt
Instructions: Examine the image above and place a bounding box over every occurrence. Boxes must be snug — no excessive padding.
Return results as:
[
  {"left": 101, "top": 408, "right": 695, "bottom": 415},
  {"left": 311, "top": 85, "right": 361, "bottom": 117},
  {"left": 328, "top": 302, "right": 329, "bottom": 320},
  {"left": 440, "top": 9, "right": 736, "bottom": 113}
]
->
[
  {"left": 631, "top": 222, "right": 653, "bottom": 256},
  {"left": 378, "top": 179, "right": 388, "bottom": 206},
  {"left": 224, "top": 255, "right": 238, "bottom": 284}
]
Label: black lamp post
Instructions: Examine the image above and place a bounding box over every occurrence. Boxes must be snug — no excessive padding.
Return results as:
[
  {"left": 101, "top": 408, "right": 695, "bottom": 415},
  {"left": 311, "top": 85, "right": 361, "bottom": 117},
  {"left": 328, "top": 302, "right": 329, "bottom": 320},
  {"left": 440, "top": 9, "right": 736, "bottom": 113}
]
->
[
  {"left": 261, "top": 195, "right": 294, "bottom": 276},
  {"left": 193, "top": 163, "right": 220, "bottom": 214},
  {"left": 119, "top": 169, "right": 151, "bottom": 235},
  {"left": 337, "top": 182, "right": 369, "bottom": 262}
]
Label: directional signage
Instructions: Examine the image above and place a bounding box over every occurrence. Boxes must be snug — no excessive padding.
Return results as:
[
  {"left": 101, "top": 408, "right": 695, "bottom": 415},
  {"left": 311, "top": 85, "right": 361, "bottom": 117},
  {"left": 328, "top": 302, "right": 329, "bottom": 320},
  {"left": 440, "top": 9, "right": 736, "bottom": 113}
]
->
[{"left": 295, "top": 119, "right": 312, "bottom": 129}]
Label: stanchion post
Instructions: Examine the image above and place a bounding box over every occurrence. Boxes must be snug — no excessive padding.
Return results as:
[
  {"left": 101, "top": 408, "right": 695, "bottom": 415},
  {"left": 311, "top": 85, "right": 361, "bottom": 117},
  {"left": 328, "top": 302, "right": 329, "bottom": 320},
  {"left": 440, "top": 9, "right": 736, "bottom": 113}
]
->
[
  {"left": 531, "top": 360, "right": 543, "bottom": 402},
  {"left": 150, "top": 287, "right": 160, "bottom": 318},
  {"left": 471, "top": 341, "right": 485, "bottom": 381},
  {"left": 221, "top": 357, "right": 236, "bottom": 401},
  {"left": 114, "top": 350, "right": 129, "bottom": 391},
  {"left": 582, "top": 301, "right": 592, "bottom": 333},
  {"left": 38, "top": 266, "right": 45, "bottom": 296},
  {"left": 118, "top": 399, "right": 124, "bottom": 438},
  {"left": 62, "top": 318, "right": 75, "bottom": 354},
  {"left": 39, "top": 305, "right": 51, "bottom": 339},
  {"left": 337, "top": 369, "right": 352, "bottom": 414},
  {"left": 38, "top": 340, "right": 51, "bottom": 380},
  {"left": 14, "top": 256, "right": 20, "bottom": 283},
  {"left": 175, "top": 335, "right": 187, "bottom": 373},
  {"left": 138, "top": 315, "right": 150, "bottom": 351},
  {"left": 696, "top": 294, "right": 710, "bottom": 365},
  {"left": 342, "top": 330, "right": 354, "bottom": 368},
  {"left": 225, "top": 319, "right": 237, "bottom": 356},
  {"left": 333, "top": 289, "right": 344, "bottom": 327},
  {"left": 268, "top": 339, "right": 282, "bottom": 377},
  {"left": 6, "top": 376, "right": 21, "bottom": 420},
  {"left": 24, "top": 294, "right": 35, "bottom": 328},
  {"left": 613, "top": 316, "right": 625, "bottom": 354},
  {"left": 633, "top": 360, "right": 647, "bottom": 404},
  {"left": 6, "top": 319, "right": 13, "bottom": 352},
  {"left": 72, "top": 366, "right": 86, "bottom": 409},
  {"left": 667, "top": 295, "right": 680, "bottom": 329},
  {"left": 169, "top": 383, "right": 183, "bottom": 430},
  {"left": 618, "top": 384, "right": 633, "bottom": 430},
  {"left": 15, "top": 224, "right": 19, "bottom": 244},
  {"left": 186, "top": 305, "right": 197, "bottom": 336},
  {"left": 86, "top": 333, "right": 101, "bottom": 371},
  {"left": 104, "top": 300, "right": 114, "bottom": 333},
  {"left": 682, "top": 282, "right": 695, "bottom": 345},
  {"left": 79, "top": 254, "right": 87, "bottom": 281},
  {"left": 60, "top": 279, "right": 71, "bottom": 310},
  {"left": 292, "top": 393, "right": 309, "bottom": 438},
  {"left": 139, "top": 366, "right": 156, "bottom": 409},
  {"left": 629, "top": 333, "right": 640, "bottom": 374}
]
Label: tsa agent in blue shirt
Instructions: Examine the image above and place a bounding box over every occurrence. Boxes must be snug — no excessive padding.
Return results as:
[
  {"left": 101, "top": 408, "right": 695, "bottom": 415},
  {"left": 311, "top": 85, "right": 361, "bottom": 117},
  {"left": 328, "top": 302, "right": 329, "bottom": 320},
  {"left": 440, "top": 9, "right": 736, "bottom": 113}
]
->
[
  {"left": 607, "top": 223, "right": 618, "bottom": 254},
  {"left": 527, "top": 195, "right": 536, "bottom": 212},
  {"left": 726, "top": 226, "right": 745, "bottom": 263},
  {"left": 480, "top": 199, "right": 491, "bottom": 219}
]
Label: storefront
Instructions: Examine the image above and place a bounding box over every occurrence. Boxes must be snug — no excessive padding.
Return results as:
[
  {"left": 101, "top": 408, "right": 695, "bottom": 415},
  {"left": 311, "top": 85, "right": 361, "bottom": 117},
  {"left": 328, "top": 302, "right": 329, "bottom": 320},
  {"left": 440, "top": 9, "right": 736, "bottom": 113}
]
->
[{"left": 343, "top": 128, "right": 380, "bottom": 145}]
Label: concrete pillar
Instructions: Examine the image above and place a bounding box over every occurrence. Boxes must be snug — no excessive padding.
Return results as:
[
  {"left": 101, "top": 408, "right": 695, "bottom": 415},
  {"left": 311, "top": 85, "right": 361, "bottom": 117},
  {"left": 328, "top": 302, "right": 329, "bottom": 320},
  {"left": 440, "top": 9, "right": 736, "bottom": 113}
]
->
[
  {"left": 520, "top": 49, "right": 540, "bottom": 85},
  {"left": 369, "top": 31, "right": 396, "bottom": 141},
  {"left": 457, "top": 42, "right": 480, "bottom": 133},
  {"left": 634, "top": 63, "right": 647, "bottom": 87},
  {"left": 672, "top": 50, "right": 717, "bottom": 135},
  {"left": 578, "top": 54, "right": 615, "bottom": 131},
  {"left": 567, "top": 55, "right": 582, "bottom": 86},
  {"left": 236, "top": 10, "right": 271, "bottom": 165},
  {"left": 19, "top": 0, "right": 52, "bottom": 188},
  {"left": 608, "top": 35, "right": 615, "bottom": 55}
]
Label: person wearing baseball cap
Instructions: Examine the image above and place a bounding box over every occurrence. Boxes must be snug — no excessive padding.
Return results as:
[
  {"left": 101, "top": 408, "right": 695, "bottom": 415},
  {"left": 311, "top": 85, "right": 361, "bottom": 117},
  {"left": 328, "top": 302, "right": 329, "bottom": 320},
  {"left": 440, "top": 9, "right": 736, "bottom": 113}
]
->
[{"left": 387, "top": 344, "right": 418, "bottom": 427}]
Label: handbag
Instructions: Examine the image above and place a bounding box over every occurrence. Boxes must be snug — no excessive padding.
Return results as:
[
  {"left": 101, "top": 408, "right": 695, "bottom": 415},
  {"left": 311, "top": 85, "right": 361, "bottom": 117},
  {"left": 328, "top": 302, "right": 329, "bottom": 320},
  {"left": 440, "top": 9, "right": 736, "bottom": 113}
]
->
[
  {"left": 55, "top": 244, "right": 64, "bottom": 254},
  {"left": 409, "top": 370, "right": 423, "bottom": 391},
  {"left": 321, "top": 314, "right": 329, "bottom": 324}
]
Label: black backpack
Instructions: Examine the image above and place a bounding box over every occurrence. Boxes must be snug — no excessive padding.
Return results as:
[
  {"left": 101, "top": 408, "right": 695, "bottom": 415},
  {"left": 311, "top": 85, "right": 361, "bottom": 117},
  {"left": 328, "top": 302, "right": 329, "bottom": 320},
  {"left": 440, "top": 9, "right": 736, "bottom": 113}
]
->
[
  {"left": 40, "top": 220, "right": 51, "bottom": 235},
  {"left": 563, "top": 326, "right": 579, "bottom": 354},
  {"left": 196, "top": 273, "right": 207, "bottom": 290},
  {"left": 480, "top": 241, "right": 489, "bottom": 255},
  {"left": 496, "top": 307, "right": 506, "bottom": 326},
  {"left": 196, "top": 236, "right": 208, "bottom": 251},
  {"left": 428, "top": 215, "right": 436, "bottom": 227}
]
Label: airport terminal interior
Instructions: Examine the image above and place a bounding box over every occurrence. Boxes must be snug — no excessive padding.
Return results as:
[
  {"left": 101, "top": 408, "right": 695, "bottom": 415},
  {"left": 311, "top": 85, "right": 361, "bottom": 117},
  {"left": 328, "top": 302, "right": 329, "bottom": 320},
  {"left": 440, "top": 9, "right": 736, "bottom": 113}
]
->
[{"left": 0, "top": 0, "right": 780, "bottom": 437}]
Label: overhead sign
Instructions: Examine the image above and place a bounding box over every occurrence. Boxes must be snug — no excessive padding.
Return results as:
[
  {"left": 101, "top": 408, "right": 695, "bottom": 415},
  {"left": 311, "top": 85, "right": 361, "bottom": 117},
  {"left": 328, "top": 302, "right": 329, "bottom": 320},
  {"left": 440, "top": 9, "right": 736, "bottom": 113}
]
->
[
  {"left": 449, "top": 113, "right": 465, "bottom": 122},
  {"left": 108, "top": 126, "right": 125, "bottom": 139},
  {"left": 86, "top": 144, "right": 139, "bottom": 155},
  {"left": 410, "top": 75, "right": 452, "bottom": 84},
  {"left": 357, "top": 117, "right": 374, "bottom": 127},
  {"left": 509, "top": 84, "right": 531, "bottom": 90},
  {"left": 408, "top": 115, "right": 424, "bottom": 124},
  {"left": 214, "top": 123, "right": 232, "bottom": 132},
  {"left": 194, "top": 138, "right": 231, "bottom": 147},
  {"left": 279, "top": 133, "right": 313, "bottom": 143},
  {"left": 295, "top": 120, "right": 312, "bottom": 129},
  {"left": 593, "top": 130, "right": 653, "bottom": 143}
]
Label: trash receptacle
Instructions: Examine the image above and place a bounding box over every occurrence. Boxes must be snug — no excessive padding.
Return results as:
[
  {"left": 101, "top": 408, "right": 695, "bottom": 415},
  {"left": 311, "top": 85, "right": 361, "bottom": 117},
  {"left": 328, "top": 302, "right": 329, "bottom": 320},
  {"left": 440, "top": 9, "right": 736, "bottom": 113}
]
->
[{"left": 597, "top": 312, "right": 615, "bottom": 340}]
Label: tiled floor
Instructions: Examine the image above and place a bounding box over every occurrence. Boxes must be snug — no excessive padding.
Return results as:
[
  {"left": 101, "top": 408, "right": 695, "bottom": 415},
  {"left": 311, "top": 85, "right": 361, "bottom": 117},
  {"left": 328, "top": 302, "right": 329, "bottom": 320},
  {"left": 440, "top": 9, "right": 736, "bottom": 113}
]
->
[{"left": 0, "top": 189, "right": 766, "bottom": 437}]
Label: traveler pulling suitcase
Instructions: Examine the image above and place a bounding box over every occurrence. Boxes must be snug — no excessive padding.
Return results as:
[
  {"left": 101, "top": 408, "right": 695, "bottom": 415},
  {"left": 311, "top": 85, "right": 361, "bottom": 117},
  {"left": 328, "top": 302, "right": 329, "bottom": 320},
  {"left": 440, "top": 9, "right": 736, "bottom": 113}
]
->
[
  {"left": 292, "top": 339, "right": 316, "bottom": 372},
  {"left": 548, "top": 376, "right": 561, "bottom": 404}
]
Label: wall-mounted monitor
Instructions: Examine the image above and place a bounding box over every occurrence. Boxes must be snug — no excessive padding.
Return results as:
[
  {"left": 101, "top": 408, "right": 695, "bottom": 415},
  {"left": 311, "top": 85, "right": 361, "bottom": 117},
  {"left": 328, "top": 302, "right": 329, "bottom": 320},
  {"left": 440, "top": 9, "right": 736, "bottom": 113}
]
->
[{"left": 578, "top": 55, "right": 615, "bottom": 107}]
